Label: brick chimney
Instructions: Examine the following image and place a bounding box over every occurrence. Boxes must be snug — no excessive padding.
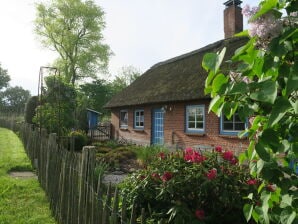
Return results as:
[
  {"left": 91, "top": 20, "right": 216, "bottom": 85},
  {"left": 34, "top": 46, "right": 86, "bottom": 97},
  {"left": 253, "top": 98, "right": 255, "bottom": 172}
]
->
[{"left": 223, "top": 0, "right": 243, "bottom": 38}]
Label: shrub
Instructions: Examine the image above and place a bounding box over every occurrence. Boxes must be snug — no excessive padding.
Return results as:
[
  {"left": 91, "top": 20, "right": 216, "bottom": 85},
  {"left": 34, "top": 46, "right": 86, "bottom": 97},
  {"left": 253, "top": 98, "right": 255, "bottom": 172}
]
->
[
  {"left": 120, "top": 147, "right": 259, "bottom": 223},
  {"left": 24, "top": 96, "right": 39, "bottom": 124},
  {"left": 68, "top": 130, "right": 88, "bottom": 151}
]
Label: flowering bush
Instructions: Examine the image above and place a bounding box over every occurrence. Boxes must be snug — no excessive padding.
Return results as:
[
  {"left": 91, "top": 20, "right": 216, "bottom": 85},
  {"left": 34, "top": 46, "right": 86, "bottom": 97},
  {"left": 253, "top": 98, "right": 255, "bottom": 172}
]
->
[{"left": 120, "top": 147, "right": 258, "bottom": 223}]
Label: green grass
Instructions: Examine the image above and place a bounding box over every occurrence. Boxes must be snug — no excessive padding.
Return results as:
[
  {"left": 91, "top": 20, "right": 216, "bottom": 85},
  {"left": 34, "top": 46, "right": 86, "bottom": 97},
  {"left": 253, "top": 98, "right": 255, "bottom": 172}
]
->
[{"left": 0, "top": 128, "right": 56, "bottom": 224}]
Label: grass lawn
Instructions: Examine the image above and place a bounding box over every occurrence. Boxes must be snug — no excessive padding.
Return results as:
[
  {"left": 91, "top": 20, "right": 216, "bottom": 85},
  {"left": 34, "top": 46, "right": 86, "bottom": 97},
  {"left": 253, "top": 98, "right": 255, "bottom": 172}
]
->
[{"left": 0, "top": 128, "right": 56, "bottom": 224}]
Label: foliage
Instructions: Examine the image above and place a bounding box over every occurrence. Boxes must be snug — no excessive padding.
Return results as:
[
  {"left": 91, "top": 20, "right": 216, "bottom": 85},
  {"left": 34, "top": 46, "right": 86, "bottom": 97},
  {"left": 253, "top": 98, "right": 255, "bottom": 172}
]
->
[
  {"left": 132, "top": 144, "right": 169, "bottom": 167},
  {"left": 34, "top": 0, "right": 111, "bottom": 85},
  {"left": 0, "top": 86, "right": 31, "bottom": 113},
  {"left": 68, "top": 129, "right": 88, "bottom": 151},
  {"left": 79, "top": 78, "right": 114, "bottom": 116},
  {"left": 0, "top": 63, "right": 10, "bottom": 91},
  {"left": 33, "top": 76, "right": 76, "bottom": 135},
  {"left": 120, "top": 148, "right": 257, "bottom": 223},
  {"left": 111, "top": 65, "right": 142, "bottom": 93},
  {"left": 202, "top": 0, "right": 298, "bottom": 223},
  {"left": 24, "top": 96, "right": 39, "bottom": 124},
  {"left": 0, "top": 128, "right": 55, "bottom": 224}
]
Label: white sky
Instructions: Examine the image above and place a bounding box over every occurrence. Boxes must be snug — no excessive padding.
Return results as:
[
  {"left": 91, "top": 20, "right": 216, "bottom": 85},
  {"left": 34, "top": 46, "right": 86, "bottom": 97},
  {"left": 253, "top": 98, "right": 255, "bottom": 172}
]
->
[{"left": 0, "top": 0, "right": 260, "bottom": 95}]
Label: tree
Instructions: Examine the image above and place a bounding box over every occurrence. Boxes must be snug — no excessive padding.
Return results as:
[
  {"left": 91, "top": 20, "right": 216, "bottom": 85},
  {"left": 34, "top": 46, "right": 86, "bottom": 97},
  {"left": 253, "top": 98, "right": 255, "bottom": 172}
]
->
[
  {"left": 34, "top": 0, "right": 111, "bottom": 85},
  {"left": 0, "top": 86, "right": 30, "bottom": 114},
  {"left": 111, "top": 65, "right": 142, "bottom": 93},
  {"left": 0, "top": 63, "right": 10, "bottom": 91},
  {"left": 34, "top": 76, "right": 76, "bottom": 135},
  {"left": 203, "top": 0, "right": 297, "bottom": 223}
]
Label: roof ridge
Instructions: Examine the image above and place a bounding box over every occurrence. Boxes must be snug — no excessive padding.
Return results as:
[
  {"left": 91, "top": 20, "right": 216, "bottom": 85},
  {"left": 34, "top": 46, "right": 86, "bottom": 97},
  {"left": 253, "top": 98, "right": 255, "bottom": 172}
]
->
[{"left": 149, "top": 37, "right": 243, "bottom": 70}]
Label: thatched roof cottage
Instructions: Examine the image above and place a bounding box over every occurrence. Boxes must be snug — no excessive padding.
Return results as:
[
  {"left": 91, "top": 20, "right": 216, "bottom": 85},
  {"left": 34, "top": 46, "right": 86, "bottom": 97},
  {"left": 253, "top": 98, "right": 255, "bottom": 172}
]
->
[{"left": 105, "top": 0, "right": 249, "bottom": 151}]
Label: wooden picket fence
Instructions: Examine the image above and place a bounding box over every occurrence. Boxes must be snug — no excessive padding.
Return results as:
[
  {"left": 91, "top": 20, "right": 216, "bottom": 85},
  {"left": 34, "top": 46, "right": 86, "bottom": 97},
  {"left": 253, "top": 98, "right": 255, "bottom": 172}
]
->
[{"left": 0, "top": 120, "right": 146, "bottom": 224}]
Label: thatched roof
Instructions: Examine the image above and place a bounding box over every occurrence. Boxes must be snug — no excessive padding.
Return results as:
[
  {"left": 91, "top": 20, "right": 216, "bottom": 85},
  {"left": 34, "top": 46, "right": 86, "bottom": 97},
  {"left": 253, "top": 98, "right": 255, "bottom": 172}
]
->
[{"left": 105, "top": 37, "right": 247, "bottom": 108}]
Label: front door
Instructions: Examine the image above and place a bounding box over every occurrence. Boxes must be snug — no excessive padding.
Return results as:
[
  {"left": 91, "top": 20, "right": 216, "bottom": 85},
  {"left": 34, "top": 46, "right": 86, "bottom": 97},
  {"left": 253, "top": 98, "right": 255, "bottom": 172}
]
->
[{"left": 152, "top": 108, "right": 164, "bottom": 145}]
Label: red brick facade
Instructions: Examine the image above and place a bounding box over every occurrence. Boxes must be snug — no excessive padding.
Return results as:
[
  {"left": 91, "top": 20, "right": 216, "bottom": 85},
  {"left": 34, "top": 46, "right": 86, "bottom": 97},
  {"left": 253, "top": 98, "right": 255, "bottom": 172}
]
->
[{"left": 110, "top": 99, "right": 249, "bottom": 154}]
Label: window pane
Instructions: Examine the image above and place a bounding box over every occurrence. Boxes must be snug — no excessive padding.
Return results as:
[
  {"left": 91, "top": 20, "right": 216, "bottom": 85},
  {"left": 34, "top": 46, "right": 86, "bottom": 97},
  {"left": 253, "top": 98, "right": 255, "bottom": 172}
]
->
[
  {"left": 196, "top": 122, "right": 203, "bottom": 129},
  {"left": 189, "top": 115, "right": 195, "bottom": 122},
  {"left": 223, "top": 122, "right": 233, "bottom": 130},
  {"left": 189, "top": 122, "right": 195, "bottom": 129},
  {"left": 235, "top": 122, "right": 245, "bottom": 130}
]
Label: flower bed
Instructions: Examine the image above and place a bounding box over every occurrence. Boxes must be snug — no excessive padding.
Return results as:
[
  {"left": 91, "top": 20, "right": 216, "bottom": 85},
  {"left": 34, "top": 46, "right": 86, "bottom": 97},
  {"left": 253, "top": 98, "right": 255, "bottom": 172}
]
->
[{"left": 120, "top": 147, "right": 259, "bottom": 223}]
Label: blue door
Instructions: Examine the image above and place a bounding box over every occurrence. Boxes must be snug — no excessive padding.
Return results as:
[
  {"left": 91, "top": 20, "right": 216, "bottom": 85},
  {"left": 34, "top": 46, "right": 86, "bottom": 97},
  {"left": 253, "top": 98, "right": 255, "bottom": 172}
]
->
[{"left": 152, "top": 108, "right": 164, "bottom": 145}]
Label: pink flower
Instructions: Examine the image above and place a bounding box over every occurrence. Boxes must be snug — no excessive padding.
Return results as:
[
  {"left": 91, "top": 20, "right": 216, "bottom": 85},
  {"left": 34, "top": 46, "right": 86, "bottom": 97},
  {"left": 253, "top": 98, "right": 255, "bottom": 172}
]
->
[
  {"left": 247, "top": 179, "right": 257, "bottom": 185},
  {"left": 222, "top": 151, "right": 234, "bottom": 161},
  {"left": 161, "top": 171, "right": 173, "bottom": 182},
  {"left": 195, "top": 209, "right": 205, "bottom": 220},
  {"left": 215, "top": 145, "right": 223, "bottom": 153},
  {"left": 206, "top": 168, "right": 217, "bottom": 180},
  {"left": 184, "top": 148, "right": 206, "bottom": 163}
]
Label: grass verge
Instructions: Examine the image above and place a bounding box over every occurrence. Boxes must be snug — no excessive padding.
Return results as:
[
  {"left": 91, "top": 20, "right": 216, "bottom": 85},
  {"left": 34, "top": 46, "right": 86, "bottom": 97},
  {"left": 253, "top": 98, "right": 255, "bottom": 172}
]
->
[{"left": 0, "top": 128, "right": 56, "bottom": 224}]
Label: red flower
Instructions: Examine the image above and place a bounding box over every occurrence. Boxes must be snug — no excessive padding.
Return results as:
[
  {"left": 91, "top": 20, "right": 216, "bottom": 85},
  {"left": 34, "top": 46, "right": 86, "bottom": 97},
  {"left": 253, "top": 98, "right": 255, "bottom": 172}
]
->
[
  {"left": 158, "top": 152, "right": 166, "bottom": 160},
  {"left": 222, "top": 150, "right": 234, "bottom": 161},
  {"left": 230, "top": 157, "right": 238, "bottom": 165},
  {"left": 161, "top": 171, "right": 173, "bottom": 182},
  {"left": 184, "top": 148, "right": 206, "bottom": 163},
  {"left": 195, "top": 209, "right": 205, "bottom": 220},
  {"left": 151, "top": 173, "right": 161, "bottom": 180},
  {"left": 206, "top": 168, "right": 217, "bottom": 180},
  {"left": 215, "top": 145, "right": 223, "bottom": 153},
  {"left": 246, "top": 179, "right": 257, "bottom": 185}
]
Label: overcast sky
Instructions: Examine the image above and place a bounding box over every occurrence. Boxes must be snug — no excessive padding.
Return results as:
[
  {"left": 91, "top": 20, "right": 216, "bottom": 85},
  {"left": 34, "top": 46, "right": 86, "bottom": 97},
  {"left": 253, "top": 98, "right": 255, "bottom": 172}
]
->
[{"left": 0, "top": 0, "right": 259, "bottom": 95}]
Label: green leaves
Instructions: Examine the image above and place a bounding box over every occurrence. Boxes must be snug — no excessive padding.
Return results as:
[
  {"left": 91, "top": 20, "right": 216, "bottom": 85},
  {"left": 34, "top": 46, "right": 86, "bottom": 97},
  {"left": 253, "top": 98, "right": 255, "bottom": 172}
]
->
[
  {"left": 249, "top": 80, "right": 277, "bottom": 104},
  {"left": 268, "top": 97, "right": 292, "bottom": 126},
  {"left": 243, "top": 204, "right": 253, "bottom": 222}
]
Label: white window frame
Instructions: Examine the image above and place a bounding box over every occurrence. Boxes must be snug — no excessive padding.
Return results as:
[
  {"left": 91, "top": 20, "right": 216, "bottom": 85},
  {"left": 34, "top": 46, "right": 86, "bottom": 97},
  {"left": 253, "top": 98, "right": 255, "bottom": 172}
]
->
[
  {"left": 134, "top": 109, "right": 144, "bottom": 129},
  {"left": 119, "top": 110, "right": 128, "bottom": 128},
  {"left": 185, "top": 105, "right": 205, "bottom": 133}
]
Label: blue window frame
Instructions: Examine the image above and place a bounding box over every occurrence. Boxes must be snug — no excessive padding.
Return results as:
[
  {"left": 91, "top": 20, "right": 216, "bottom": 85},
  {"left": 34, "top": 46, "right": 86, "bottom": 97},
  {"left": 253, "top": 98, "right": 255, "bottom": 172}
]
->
[
  {"left": 119, "top": 110, "right": 128, "bottom": 128},
  {"left": 134, "top": 109, "right": 144, "bottom": 129},
  {"left": 220, "top": 113, "right": 247, "bottom": 135},
  {"left": 185, "top": 105, "right": 205, "bottom": 133}
]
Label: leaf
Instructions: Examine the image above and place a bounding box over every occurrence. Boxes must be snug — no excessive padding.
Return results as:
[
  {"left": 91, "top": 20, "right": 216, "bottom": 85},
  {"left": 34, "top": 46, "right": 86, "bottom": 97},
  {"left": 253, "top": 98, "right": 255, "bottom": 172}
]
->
[
  {"left": 260, "top": 128, "right": 280, "bottom": 152},
  {"left": 243, "top": 204, "right": 253, "bottom": 222},
  {"left": 212, "top": 73, "right": 228, "bottom": 94},
  {"left": 249, "top": 80, "right": 277, "bottom": 104},
  {"left": 255, "top": 142, "right": 270, "bottom": 162},
  {"left": 268, "top": 97, "right": 292, "bottom": 126},
  {"left": 280, "top": 194, "right": 293, "bottom": 208},
  {"left": 286, "top": 68, "right": 298, "bottom": 96},
  {"left": 202, "top": 53, "right": 218, "bottom": 72},
  {"left": 280, "top": 208, "right": 296, "bottom": 224},
  {"left": 229, "top": 82, "right": 248, "bottom": 94},
  {"left": 208, "top": 95, "right": 224, "bottom": 115},
  {"left": 250, "top": 0, "right": 278, "bottom": 22}
]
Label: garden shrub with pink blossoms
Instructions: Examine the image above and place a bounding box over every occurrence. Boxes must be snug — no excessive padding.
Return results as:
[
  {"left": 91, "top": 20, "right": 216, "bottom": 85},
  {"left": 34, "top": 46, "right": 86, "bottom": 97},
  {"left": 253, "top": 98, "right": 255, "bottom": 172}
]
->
[{"left": 120, "top": 147, "right": 259, "bottom": 223}]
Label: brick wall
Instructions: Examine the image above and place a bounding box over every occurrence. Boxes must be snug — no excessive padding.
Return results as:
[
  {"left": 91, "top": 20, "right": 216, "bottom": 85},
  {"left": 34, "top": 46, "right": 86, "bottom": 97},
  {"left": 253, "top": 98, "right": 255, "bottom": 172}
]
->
[{"left": 110, "top": 100, "right": 249, "bottom": 153}]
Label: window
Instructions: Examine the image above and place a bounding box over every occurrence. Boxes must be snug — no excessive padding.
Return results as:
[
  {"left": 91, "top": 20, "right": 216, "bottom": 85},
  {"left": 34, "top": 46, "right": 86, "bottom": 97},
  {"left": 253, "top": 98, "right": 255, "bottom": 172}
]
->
[
  {"left": 134, "top": 109, "right": 144, "bottom": 129},
  {"left": 186, "top": 105, "right": 205, "bottom": 133},
  {"left": 120, "top": 110, "right": 128, "bottom": 128},
  {"left": 220, "top": 113, "right": 247, "bottom": 135}
]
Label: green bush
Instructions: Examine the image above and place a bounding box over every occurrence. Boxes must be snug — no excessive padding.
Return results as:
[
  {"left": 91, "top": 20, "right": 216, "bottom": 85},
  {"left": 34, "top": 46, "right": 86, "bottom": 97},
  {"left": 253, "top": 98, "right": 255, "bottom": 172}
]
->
[
  {"left": 68, "top": 130, "right": 88, "bottom": 151},
  {"left": 120, "top": 147, "right": 259, "bottom": 223},
  {"left": 24, "top": 96, "right": 39, "bottom": 124}
]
